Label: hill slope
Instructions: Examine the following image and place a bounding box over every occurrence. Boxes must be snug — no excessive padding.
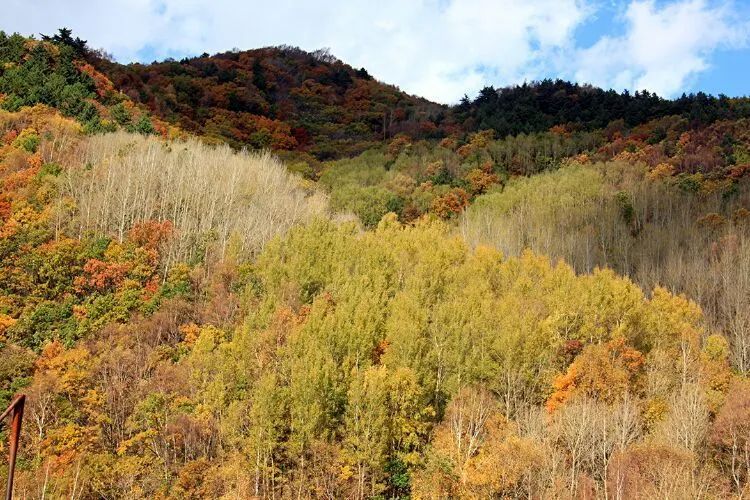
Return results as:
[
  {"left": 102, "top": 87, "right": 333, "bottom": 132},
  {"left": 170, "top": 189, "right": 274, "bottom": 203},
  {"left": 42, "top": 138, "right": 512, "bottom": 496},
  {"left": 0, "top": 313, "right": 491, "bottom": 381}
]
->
[
  {"left": 2, "top": 28, "right": 750, "bottom": 499},
  {"left": 95, "top": 46, "right": 450, "bottom": 159}
]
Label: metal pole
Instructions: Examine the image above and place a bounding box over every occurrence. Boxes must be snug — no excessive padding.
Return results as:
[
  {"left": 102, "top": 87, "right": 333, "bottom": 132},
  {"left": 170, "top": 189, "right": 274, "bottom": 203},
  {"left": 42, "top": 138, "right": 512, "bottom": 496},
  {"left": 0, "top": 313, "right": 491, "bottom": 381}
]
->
[{"left": 1, "top": 395, "right": 25, "bottom": 500}]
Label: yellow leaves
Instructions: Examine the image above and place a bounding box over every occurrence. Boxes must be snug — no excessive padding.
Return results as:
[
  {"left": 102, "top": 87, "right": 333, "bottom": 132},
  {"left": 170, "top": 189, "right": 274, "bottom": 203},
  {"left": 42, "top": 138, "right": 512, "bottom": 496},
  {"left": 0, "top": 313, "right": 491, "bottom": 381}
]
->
[
  {"left": 117, "top": 429, "right": 159, "bottom": 456},
  {"left": 0, "top": 106, "right": 80, "bottom": 143},
  {"left": 466, "top": 432, "right": 542, "bottom": 497},
  {"left": 338, "top": 463, "right": 354, "bottom": 482},
  {"left": 42, "top": 423, "right": 100, "bottom": 469},
  {"left": 388, "top": 366, "right": 434, "bottom": 452},
  {"left": 264, "top": 217, "right": 713, "bottom": 428},
  {"left": 471, "top": 243, "right": 503, "bottom": 265},
  {"left": 166, "top": 261, "right": 191, "bottom": 287},
  {"left": 11, "top": 127, "right": 40, "bottom": 152},
  {"left": 414, "top": 388, "right": 542, "bottom": 499},
  {"left": 648, "top": 162, "right": 675, "bottom": 180},
  {"left": 0, "top": 199, "right": 50, "bottom": 238},
  {"left": 645, "top": 287, "right": 704, "bottom": 351},
  {"left": 456, "top": 130, "right": 495, "bottom": 158},
  {"left": 700, "top": 334, "right": 732, "bottom": 413},
  {"left": 702, "top": 333, "right": 730, "bottom": 362},
  {"left": 81, "top": 388, "right": 109, "bottom": 425},
  {"left": 643, "top": 397, "right": 669, "bottom": 431},
  {"left": 556, "top": 268, "right": 646, "bottom": 347},
  {"left": 36, "top": 341, "right": 92, "bottom": 397},
  {"left": 102, "top": 239, "right": 126, "bottom": 261},
  {"left": 375, "top": 211, "right": 400, "bottom": 231},
  {"left": 193, "top": 325, "right": 226, "bottom": 350}
]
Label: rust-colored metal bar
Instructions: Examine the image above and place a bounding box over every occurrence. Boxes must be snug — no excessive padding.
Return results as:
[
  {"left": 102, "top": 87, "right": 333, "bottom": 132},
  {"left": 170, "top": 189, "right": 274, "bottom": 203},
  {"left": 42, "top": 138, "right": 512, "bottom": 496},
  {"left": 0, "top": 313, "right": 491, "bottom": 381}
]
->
[{"left": 1, "top": 394, "right": 25, "bottom": 500}]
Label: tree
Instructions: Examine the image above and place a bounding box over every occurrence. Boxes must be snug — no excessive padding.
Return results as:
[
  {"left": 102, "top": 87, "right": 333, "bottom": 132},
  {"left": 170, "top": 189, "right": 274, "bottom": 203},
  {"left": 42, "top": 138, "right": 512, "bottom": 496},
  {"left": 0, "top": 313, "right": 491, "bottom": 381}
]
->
[
  {"left": 711, "top": 378, "right": 750, "bottom": 494},
  {"left": 41, "top": 28, "right": 88, "bottom": 56},
  {"left": 547, "top": 338, "right": 644, "bottom": 412},
  {"left": 413, "top": 386, "right": 542, "bottom": 498}
]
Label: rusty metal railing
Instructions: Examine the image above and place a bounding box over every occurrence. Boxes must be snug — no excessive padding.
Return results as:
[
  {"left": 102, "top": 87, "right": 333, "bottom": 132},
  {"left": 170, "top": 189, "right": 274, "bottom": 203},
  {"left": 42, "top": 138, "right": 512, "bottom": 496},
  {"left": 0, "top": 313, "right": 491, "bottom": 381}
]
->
[{"left": 0, "top": 395, "right": 24, "bottom": 500}]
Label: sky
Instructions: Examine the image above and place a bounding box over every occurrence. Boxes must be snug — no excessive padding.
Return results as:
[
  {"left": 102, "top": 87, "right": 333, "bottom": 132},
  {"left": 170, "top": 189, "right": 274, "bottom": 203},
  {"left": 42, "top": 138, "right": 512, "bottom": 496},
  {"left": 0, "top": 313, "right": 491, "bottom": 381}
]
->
[{"left": 3, "top": 0, "right": 750, "bottom": 104}]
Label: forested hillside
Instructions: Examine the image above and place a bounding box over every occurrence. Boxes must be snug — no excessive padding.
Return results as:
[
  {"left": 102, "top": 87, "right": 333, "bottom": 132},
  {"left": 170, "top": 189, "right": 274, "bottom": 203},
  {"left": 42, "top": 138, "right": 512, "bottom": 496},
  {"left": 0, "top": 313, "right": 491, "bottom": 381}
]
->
[
  {"left": 456, "top": 80, "right": 750, "bottom": 137},
  {"left": 0, "top": 30, "right": 177, "bottom": 138},
  {"left": 95, "top": 47, "right": 450, "bottom": 160},
  {"left": 1, "top": 29, "right": 750, "bottom": 499}
]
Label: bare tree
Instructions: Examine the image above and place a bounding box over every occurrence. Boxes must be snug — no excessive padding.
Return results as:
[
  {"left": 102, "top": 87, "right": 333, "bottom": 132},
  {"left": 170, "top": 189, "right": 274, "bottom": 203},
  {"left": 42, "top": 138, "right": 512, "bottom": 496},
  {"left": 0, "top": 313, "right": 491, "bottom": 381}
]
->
[{"left": 60, "top": 132, "right": 328, "bottom": 270}]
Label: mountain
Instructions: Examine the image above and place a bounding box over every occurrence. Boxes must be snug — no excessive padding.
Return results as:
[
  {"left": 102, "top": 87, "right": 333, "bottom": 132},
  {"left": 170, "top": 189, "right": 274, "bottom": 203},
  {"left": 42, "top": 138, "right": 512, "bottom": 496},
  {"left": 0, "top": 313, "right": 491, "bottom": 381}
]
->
[
  {"left": 95, "top": 46, "right": 450, "bottom": 160},
  {"left": 1, "top": 28, "right": 750, "bottom": 499}
]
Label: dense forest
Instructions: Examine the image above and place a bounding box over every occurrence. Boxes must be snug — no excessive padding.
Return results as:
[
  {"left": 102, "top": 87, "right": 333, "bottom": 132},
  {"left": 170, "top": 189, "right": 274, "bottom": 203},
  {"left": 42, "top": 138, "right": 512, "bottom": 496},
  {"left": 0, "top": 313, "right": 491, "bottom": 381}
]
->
[
  {"left": 457, "top": 80, "right": 750, "bottom": 137},
  {"left": 95, "top": 46, "right": 450, "bottom": 161},
  {"left": 1, "top": 29, "right": 750, "bottom": 499}
]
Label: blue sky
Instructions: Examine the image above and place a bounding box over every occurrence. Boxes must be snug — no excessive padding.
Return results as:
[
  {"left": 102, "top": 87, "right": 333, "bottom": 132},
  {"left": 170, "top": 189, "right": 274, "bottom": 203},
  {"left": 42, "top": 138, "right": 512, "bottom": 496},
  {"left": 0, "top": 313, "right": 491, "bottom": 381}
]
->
[{"left": 5, "top": 0, "right": 750, "bottom": 103}]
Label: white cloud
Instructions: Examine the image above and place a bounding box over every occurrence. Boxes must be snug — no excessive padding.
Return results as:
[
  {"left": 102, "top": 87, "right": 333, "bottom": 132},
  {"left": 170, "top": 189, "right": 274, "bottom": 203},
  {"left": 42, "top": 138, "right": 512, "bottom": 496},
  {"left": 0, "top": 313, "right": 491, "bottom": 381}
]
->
[
  {"left": 4, "top": 0, "right": 749, "bottom": 102},
  {"left": 6, "top": 0, "right": 588, "bottom": 103},
  {"left": 574, "top": 0, "right": 750, "bottom": 96}
]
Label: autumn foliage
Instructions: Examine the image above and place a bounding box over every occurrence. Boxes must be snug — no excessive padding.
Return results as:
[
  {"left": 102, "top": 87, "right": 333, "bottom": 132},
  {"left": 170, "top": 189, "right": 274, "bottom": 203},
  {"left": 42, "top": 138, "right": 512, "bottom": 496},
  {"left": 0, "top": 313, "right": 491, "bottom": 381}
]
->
[{"left": 2, "top": 27, "right": 750, "bottom": 500}]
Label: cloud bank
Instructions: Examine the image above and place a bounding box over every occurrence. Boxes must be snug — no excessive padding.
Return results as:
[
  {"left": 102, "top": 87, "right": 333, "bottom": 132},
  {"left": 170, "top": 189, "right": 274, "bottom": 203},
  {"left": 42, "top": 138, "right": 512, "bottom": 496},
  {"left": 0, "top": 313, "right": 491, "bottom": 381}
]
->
[
  {"left": 6, "top": 0, "right": 750, "bottom": 103},
  {"left": 575, "top": 0, "right": 750, "bottom": 98}
]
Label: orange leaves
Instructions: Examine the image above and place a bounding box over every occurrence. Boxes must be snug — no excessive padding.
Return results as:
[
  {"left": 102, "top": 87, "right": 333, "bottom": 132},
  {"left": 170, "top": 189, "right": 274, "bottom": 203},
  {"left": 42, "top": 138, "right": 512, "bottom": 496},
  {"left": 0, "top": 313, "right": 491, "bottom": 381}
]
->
[
  {"left": 128, "top": 220, "right": 173, "bottom": 250},
  {"left": 99, "top": 46, "right": 449, "bottom": 159},
  {"left": 35, "top": 341, "right": 91, "bottom": 389},
  {"left": 0, "top": 195, "right": 11, "bottom": 220},
  {"left": 0, "top": 313, "right": 16, "bottom": 342},
  {"left": 75, "top": 258, "right": 131, "bottom": 293},
  {"left": 2, "top": 129, "right": 19, "bottom": 144},
  {"left": 371, "top": 339, "right": 390, "bottom": 365},
  {"left": 711, "top": 378, "right": 750, "bottom": 450},
  {"left": 614, "top": 338, "right": 646, "bottom": 373},
  {"left": 27, "top": 151, "right": 42, "bottom": 169},
  {"left": 75, "top": 61, "right": 116, "bottom": 98},
  {"left": 1, "top": 162, "right": 37, "bottom": 191},
  {"left": 72, "top": 220, "right": 171, "bottom": 296},
  {"left": 431, "top": 188, "right": 470, "bottom": 219},
  {"left": 179, "top": 322, "right": 202, "bottom": 346},
  {"left": 549, "top": 124, "right": 572, "bottom": 137},
  {"left": 728, "top": 162, "right": 750, "bottom": 179},
  {"left": 250, "top": 115, "right": 298, "bottom": 150},
  {"left": 387, "top": 135, "right": 411, "bottom": 157},
  {"left": 439, "top": 136, "right": 458, "bottom": 150},
  {"left": 547, "top": 337, "right": 645, "bottom": 412},
  {"left": 547, "top": 364, "right": 580, "bottom": 413},
  {"left": 0, "top": 127, "right": 43, "bottom": 199},
  {"left": 466, "top": 165, "right": 499, "bottom": 195}
]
